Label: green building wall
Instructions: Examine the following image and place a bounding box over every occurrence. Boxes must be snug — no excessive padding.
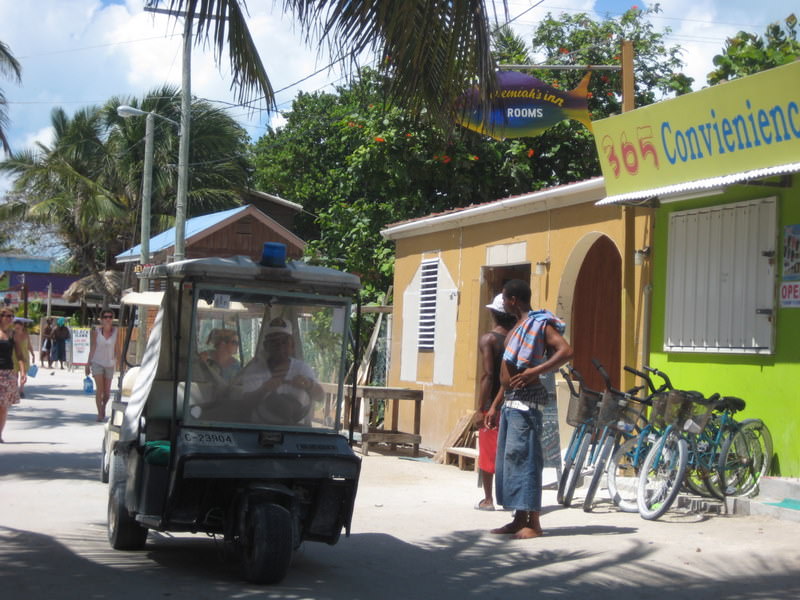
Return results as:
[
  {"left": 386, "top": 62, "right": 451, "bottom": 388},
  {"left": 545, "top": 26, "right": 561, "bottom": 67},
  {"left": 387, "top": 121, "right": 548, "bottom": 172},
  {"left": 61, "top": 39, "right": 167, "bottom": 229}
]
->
[{"left": 649, "top": 180, "right": 800, "bottom": 478}]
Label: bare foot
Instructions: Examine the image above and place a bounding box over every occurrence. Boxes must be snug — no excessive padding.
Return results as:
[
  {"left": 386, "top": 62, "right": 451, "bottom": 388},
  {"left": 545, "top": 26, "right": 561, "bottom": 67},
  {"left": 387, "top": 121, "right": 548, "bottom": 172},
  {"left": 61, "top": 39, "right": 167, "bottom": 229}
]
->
[
  {"left": 490, "top": 519, "right": 525, "bottom": 534},
  {"left": 512, "top": 526, "right": 543, "bottom": 540}
]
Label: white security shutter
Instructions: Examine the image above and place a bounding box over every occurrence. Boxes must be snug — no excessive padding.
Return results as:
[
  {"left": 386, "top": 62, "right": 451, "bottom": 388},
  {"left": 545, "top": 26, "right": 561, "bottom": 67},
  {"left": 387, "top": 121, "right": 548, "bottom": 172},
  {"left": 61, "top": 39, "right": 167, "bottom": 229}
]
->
[
  {"left": 665, "top": 197, "right": 776, "bottom": 354},
  {"left": 400, "top": 257, "right": 458, "bottom": 383},
  {"left": 418, "top": 259, "right": 439, "bottom": 350}
]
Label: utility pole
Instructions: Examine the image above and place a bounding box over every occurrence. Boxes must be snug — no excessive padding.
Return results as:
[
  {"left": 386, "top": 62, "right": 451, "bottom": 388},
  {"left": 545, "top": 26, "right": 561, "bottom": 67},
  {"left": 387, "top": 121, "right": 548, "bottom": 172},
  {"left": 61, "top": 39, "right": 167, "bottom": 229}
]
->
[
  {"left": 145, "top": 1, "right": 191, "bottom": 263},
  {"left": 619, "top": 39, "right": 642, "bottom": 387},
  {"left": 174, "top": 10, "right": 191, "bottom": 262}
]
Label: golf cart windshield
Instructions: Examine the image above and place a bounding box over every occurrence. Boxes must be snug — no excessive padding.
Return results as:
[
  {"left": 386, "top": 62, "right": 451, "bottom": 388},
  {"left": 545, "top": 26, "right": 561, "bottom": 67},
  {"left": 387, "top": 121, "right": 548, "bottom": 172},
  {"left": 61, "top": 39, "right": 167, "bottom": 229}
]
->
[{"left": 184, "top": 285, "right": 350, "bottom": 431}]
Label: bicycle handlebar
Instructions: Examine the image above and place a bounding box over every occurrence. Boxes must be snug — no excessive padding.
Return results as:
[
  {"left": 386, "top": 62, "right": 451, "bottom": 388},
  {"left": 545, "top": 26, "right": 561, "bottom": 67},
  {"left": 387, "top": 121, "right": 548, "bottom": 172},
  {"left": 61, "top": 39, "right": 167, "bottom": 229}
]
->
[
  {"left": 643, "top": 365, "right": 673, "bottom": 391},
  {"left": 590, "top": 358, "right": 649, "bottom": 402},
  {"left": 560, "top": 368, "right": 578, "bottom": 397},
  {"left": 624, "top": 365, "right": 656, "bottom": 394},
  {"left": 591, "top": 358, "right": 611, "bottom": 387}
]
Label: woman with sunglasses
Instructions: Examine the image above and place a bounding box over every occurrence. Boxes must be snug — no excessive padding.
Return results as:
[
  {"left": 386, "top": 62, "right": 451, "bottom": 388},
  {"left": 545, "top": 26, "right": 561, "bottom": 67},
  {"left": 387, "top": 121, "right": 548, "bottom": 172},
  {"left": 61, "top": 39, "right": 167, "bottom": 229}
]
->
[
  {"left": 85, "top": 311, "right": 118, "bottom": 422},
  {"left": 201, "top": 329, "right": 242, "bottom": 383},
  {"left": 0, "top": 309, "right": 27, "bottom": 442}
]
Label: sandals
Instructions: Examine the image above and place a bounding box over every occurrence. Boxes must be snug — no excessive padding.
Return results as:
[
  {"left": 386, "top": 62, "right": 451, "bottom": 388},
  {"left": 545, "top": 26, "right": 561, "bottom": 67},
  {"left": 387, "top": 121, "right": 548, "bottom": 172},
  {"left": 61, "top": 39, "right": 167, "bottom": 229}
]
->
[{"left": 475, "top": 499, "right": 495, "bottom": 511}]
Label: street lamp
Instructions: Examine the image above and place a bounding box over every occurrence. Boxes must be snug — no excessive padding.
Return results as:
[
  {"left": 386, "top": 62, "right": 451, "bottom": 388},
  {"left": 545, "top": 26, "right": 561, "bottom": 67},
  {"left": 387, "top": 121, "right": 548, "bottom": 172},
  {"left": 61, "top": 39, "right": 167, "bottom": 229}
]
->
[{"left": 117, "top": 104, "right": 180, "bottom": 360}]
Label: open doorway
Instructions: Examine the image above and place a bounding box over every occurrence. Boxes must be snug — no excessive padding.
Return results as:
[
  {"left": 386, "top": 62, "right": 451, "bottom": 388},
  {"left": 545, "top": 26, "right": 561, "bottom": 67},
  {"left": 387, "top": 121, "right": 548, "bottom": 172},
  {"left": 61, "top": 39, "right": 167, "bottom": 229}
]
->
[
  {"left": 481, "top": 264, "right": 532, "bottom": 325},
  {"left": 477, "top": 263, "right": 531, "bottom": 384}
]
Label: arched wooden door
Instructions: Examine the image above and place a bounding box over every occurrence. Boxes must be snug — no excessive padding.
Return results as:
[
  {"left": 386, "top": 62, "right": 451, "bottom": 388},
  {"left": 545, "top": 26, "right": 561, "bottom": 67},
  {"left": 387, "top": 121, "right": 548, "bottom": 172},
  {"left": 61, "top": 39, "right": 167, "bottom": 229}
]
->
[{"left": 570, "top": 236, "right": 621, "bottom": 391}]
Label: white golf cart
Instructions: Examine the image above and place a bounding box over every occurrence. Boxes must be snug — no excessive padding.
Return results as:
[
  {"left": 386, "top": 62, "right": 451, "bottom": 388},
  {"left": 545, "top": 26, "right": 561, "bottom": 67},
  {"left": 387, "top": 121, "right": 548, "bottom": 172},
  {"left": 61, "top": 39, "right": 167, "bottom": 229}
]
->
[{"left": 103, "top": 255, "right": 361, "bottom": 584}]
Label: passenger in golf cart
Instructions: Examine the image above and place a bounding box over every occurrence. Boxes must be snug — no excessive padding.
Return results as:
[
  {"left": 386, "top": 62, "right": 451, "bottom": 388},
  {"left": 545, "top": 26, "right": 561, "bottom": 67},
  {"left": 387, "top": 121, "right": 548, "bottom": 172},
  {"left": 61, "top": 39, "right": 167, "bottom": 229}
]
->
[{"left": 196, "top": 316, "right": 324, "bottom": 425}]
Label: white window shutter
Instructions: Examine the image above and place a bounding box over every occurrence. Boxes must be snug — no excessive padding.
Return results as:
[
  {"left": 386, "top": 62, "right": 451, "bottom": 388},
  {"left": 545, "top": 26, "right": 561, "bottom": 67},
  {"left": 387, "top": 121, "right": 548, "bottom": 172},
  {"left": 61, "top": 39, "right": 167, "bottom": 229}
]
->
[{"left": 665, "top": 197, "right": 776, "bottom": 354}]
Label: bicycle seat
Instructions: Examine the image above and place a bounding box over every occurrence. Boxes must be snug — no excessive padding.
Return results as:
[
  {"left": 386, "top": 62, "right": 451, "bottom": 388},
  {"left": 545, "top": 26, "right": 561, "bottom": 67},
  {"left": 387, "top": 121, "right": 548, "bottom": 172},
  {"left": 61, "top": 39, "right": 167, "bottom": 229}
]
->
[{"left": 719, "top": 396, "right": 746, "bottom": 413}]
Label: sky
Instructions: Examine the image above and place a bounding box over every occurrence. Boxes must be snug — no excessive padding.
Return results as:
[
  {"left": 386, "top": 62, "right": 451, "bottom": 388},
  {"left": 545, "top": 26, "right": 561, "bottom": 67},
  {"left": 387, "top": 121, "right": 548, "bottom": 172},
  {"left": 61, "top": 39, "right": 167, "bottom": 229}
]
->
[{"left": 1, "top": 0, "right": 797, "bottom": 180}]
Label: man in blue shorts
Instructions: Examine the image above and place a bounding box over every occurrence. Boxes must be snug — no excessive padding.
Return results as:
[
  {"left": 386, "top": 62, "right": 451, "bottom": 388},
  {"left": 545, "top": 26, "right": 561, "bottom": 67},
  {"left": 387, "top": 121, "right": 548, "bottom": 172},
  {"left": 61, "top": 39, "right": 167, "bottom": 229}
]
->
[{"left": 485, "top": 279, "right": 573, "bottom": 539}]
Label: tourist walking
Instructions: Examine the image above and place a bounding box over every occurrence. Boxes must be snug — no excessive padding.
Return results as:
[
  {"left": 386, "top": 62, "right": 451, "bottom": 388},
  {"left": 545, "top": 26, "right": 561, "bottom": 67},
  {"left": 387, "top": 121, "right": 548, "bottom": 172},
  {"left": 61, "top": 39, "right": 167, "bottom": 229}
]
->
[
  {"left": 86, "top": 310, "right": 118, "bottom": 422},
  {"left": 51, "top": 318, "right": 70, "bottom": 370},
  {"left": 0, "top": 309, "right": 27, "bottom": 442}
]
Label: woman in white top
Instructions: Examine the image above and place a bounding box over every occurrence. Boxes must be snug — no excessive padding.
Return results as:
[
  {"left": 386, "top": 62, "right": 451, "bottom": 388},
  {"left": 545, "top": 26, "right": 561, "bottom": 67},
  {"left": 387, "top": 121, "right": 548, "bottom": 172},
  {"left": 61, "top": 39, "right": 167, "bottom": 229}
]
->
[{"left": 85, "top": 310, "right": 118, "bottom": 422}]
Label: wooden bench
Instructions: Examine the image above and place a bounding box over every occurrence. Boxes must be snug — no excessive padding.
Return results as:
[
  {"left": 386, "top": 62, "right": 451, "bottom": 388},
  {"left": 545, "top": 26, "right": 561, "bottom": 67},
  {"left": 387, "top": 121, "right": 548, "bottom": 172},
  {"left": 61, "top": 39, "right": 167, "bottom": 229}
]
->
[{"left": 446, "top": 446, "right": 479, "bottom": 471}]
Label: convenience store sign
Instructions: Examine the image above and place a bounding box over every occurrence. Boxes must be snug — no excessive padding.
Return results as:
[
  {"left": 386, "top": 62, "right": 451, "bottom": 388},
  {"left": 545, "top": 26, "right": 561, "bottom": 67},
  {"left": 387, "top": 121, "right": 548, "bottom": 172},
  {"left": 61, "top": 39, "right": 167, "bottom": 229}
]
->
[{"left": 593, "top": 61, "right": 800, "bottom": 197}]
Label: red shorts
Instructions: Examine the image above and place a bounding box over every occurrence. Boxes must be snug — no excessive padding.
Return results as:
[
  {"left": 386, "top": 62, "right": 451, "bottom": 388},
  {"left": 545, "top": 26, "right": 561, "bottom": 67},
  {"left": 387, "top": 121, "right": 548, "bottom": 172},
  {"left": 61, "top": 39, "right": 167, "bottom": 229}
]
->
[{"left": 478, "top": 425, "right": 498, "bottom": 473}]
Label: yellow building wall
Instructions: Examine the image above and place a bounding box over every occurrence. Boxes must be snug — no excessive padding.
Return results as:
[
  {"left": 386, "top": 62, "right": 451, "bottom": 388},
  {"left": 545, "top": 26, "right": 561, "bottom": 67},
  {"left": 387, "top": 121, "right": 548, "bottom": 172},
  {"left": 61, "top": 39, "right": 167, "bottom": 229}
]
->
[{"left": 386, "top": 197, "right": 653, "bottom": 454}]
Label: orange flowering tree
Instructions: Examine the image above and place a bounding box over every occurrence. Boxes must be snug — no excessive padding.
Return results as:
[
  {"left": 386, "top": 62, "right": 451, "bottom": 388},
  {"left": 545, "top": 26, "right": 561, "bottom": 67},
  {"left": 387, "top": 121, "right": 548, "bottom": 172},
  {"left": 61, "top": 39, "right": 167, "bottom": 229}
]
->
[{"left": 252, "top": 69, "right": 539, "bottom": 300}]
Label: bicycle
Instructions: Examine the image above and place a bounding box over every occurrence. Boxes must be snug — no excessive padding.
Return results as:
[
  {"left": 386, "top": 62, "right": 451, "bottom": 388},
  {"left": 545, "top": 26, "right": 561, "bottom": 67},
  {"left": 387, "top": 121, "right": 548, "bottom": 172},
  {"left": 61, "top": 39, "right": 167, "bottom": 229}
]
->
[
  {"left": 603, "top": 365, "right": 670, "bottom": 513},
  {"left": 581, "top": 360, "right": 647, "bottom": 512},
  {"left": 636, "top": 387, "right": 720, "bottom": 520},
  {"left": 718, "top": 418, "right": 773, "bottom": 498},
  {"left": 557, "top": 366, "right": 601, "bottom": 508}
]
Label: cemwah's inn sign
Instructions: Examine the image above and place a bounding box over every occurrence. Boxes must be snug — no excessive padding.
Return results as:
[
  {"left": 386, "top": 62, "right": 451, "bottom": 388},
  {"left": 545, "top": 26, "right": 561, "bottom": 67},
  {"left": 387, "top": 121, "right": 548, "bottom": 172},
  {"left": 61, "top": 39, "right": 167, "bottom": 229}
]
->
[{"left": 456, "top": 70, "right": 593, "bottom": 140}]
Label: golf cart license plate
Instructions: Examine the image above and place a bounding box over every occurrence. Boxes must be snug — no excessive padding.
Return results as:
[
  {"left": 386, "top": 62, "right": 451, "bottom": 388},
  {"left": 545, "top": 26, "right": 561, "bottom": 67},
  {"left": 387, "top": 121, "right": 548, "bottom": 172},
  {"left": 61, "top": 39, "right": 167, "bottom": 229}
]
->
[{"left": 182, "top": 431, "right": 236, "bottom": 447}]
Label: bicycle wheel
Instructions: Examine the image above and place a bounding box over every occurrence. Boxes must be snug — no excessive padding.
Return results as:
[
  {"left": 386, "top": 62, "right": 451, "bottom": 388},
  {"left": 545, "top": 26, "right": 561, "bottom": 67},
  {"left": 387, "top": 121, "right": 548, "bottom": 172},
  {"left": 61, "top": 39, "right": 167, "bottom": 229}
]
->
[
  {"left": 606, "top": 436, "right": 643, "bottom": 513},
  {"left": 583, "top": 433, "right": 615, "bottom": 512},
  {"left": 637, "top": 431, "right": 688, "bottom": 520},
  {"left": 719, "top": 419, "right": 773, "bottom": 497},
  {"left": 685, "top": 431, "right": 722, "bottom": 500},
  {"left": 557, "top": 427, "right": 582, "bottom": 505},
  {"left": 562, "top": 431, "right": 591, "bottom": 507}
]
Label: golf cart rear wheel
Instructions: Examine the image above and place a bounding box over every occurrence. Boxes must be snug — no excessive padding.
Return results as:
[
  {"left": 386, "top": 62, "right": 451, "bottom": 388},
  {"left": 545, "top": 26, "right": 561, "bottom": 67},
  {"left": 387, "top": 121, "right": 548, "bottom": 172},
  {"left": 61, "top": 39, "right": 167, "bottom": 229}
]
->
[
  {"left": 108, "top": 484, "right": 148, "bottom": 550},
  {"left": 241, "top": 503, "right": 293, "bottom": 584}
]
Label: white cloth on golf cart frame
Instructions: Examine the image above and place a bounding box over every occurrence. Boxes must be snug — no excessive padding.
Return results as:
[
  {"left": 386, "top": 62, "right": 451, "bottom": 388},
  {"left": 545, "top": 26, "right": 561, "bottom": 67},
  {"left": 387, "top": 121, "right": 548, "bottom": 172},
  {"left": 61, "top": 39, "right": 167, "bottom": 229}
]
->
[{"left": 121, "top": 284, "right": 195, "bottom": 442}]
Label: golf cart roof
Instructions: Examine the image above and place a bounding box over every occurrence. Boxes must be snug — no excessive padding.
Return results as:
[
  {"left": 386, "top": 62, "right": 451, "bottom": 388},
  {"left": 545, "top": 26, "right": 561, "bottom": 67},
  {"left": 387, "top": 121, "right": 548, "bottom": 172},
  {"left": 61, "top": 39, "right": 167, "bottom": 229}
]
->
[{"left": 139, "top": 256, "right": 360, "bottom": 296}]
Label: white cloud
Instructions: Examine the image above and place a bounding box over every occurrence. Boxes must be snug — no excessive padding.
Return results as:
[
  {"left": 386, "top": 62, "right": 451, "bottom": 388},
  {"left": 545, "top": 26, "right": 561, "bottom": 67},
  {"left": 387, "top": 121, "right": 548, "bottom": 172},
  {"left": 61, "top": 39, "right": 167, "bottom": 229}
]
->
[{"left": 2, "top": 0, "right": 798, "bottom": 161}]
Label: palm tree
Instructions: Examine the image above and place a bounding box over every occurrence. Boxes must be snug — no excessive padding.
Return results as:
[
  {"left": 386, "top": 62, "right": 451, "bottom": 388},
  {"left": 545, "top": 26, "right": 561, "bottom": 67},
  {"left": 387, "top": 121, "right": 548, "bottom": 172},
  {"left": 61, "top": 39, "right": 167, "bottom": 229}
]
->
[
  {"left": 0, "top": 88, "right": 252, "bottom": 295},
  {"left": 160, "top": 0, "right": 503, "bottom": 124},
  {"left": 103, "top": 85, "right": 250, "bottom": 246},
  {"left": 1, "top": 40, "right": 22, "bottom": 154},
  {"left": 0, "top": 106, "right": 126, "bottom": 296}
]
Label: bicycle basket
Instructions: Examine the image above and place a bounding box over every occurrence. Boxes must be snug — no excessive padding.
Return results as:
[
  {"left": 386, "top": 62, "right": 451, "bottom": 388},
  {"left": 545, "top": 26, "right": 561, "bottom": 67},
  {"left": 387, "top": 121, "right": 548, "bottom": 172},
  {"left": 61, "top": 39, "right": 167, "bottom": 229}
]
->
[
  {"left": 683, "top": 400, "right": 714, "bottom": 434},
  {"left": 566, "top": 389, "right": 600, "bottom": 427},
  {"left": 649, "top": 392, "right": 670, "bottom": 428},
  {"left": 599, "top": 392, "right": 642, "bottom": 432},
  {"left": 654, "top": 390, "right": 704, "bottom": 429},
  {"left": 598, "top": 391, "right": 623, "bottom": 426}
]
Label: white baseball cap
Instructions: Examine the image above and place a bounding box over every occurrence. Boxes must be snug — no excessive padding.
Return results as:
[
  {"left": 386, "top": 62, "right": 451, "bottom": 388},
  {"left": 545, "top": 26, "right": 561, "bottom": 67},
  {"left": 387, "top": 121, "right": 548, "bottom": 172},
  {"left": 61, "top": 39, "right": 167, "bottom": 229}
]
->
[
  {"left": 485, "top": 293, "right": 506, "bottom": 313},
  {"left": 265, "top": 317, "right": 293, "bottom": 336}
]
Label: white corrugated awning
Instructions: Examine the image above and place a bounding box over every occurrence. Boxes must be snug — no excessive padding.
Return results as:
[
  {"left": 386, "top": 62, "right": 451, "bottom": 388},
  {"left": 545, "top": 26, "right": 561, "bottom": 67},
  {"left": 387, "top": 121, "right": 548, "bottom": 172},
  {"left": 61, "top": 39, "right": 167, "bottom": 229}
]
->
[{"left": 596, "top": 161, "right": 800, "bottom": 206}]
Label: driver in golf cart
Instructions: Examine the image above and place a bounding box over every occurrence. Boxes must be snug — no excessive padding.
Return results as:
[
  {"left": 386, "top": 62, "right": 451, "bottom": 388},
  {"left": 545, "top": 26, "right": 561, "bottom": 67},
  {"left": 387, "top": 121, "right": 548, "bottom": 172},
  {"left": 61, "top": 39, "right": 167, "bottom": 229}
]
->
[{"left": 226, "top": 317, "right": 324, "bottom": 426}]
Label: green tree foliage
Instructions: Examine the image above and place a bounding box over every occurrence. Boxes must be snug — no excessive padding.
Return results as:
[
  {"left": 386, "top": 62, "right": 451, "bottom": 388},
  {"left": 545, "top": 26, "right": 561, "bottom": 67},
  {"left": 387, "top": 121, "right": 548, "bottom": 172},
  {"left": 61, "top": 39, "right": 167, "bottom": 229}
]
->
[
  {"left": 503, "top": 5, "right": 693, "bottom": 189},
  {"left": 708, "top": 14, "right": 800, "bottom": 84},
  {"left": 0, "top": 88, "right": 250, "bottom": 289},
  {"left": 252, "top": 8, "right": 692, "bottom": 300},
  {"left": 0, "top": 39, "right": 22, "bottom": 154},
  {"left": 252, "top": 70, "right": 542, "bottom": 298}
]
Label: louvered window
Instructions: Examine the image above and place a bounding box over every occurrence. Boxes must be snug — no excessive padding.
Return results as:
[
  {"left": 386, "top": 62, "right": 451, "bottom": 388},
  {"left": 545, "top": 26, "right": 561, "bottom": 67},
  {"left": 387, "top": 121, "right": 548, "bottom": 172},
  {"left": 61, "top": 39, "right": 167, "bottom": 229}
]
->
[
  {"left": 417, "top": 259, "right": 439, "bottom": 350},
  {"left": 664, "top": 197, "right": 777, "bottom": 354}
]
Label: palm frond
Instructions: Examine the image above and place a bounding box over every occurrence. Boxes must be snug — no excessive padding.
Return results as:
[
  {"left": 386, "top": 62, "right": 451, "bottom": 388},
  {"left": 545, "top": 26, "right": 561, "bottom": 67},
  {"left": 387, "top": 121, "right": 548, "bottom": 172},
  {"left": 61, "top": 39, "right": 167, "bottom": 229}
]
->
[{"left": 161, "top": 0, "right": 503, "bottom": 125}]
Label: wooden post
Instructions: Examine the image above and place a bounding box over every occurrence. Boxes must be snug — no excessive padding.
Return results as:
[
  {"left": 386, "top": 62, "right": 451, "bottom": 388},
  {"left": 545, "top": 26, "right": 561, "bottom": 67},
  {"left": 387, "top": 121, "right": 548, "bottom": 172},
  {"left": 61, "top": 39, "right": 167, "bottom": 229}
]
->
[{"left": 621, "top": 39, "right": 637, "bottom": 388}]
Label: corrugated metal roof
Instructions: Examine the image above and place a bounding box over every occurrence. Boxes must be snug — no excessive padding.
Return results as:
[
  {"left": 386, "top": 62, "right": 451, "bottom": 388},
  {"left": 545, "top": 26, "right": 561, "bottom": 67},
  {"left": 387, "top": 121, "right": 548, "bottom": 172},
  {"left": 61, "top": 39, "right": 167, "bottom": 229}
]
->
[
  {"left": 595, "top": 162, "right": 800, "bottom": 206},
  {"left": 381, "top": 178, "right": 606, "bottom": 240},
  {"left": 115, "top": 206, "right": 249, "bottom": 262}
]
